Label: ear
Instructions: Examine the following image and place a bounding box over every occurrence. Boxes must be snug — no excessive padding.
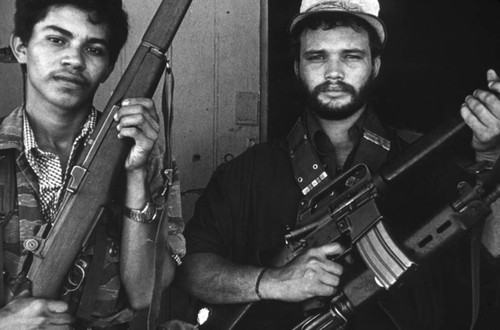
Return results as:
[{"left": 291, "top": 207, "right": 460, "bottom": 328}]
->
[
  {"left": 372, "top": 56, "right": 381, "bottom": 78},
  {"left": 10, "top": 35, "right": 27, "bottom": 64},
  {"left": 294, "top": 60, "right": 299, "bottom": 78}
]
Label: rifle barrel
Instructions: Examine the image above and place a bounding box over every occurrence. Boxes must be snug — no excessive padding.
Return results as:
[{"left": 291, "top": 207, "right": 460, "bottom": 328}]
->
[{"left": 376, "top": 118, "right": 468, "bottom": 188}]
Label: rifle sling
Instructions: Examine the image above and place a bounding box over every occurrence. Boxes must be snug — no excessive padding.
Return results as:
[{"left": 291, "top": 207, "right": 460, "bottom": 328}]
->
[
  {"left": 146, "top": 62, "right": 174, "bottom": 330},
  {"left": 470, "top": 226, "right": 481, "bottom": 330},
  {"left": 76, "top": 222, "right": 108, "bottom": 320}
]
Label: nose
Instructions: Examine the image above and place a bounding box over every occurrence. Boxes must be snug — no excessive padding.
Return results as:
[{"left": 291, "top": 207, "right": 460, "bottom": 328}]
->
[
  {"left": 61, "top": 47, "right": 86, "bottom": 71},
  {"left": 324, "top": 58, "right": 344, "bottom": 81}
]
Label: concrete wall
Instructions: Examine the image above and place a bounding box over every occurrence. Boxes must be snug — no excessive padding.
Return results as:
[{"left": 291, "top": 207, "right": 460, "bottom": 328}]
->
[
  {"left": 0, "top": 1, "right": 22, "bottom": 113},
  {"left": 171, "top": 0, "right": 261, "bottom": 221},
  {"left": 0, "top": 0, "right": 262, "bottom": 222}
]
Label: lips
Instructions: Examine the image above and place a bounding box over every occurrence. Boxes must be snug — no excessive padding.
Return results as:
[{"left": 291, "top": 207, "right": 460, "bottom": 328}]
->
[
  {"left": 324, "top": 86, "right": 348, "bottom": 93},
  {"left": 53, "top": 72, "right": 88, "bottom": 88},
  {"left": 314, "top": 81, "right": 357, "bottom": 97},
  {"left": 318, "top": 83, "right": 352, "bottom": 93}
]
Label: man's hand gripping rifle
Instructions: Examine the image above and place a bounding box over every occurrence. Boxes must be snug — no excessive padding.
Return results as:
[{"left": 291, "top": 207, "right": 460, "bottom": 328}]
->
[{"left": 286, "top": 163, "right": 415, "bottom": 292}]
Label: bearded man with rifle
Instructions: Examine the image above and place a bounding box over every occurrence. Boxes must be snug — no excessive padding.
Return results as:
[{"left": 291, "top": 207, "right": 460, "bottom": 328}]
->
[
  {"left": 0, "top": 0, "right": 187, "bottom": 328},
  {"left": 177, "top": 0, "right": 500, "bottom": 329}
]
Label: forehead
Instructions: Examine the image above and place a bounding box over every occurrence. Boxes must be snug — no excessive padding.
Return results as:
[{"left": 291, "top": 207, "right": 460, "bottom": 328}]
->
[
  {"left": 34, "top": 4, "right": 110, "bottom": 41},
  {"left": 300, "top": 26, "right": 370, "bottom": 53}
]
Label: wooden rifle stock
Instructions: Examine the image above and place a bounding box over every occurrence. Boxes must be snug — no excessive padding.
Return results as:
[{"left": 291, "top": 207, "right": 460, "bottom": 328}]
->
[{"left": 26, "top": 0, "right": 192, "bottom": 299}]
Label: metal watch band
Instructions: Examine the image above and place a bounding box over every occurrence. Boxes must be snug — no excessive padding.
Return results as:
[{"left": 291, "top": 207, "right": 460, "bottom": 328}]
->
[{"left": 123, "top": 202, "right": 158, "bottom": 224}]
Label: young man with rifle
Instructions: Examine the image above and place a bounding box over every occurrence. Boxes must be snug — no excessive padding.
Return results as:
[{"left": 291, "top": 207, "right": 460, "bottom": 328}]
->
[
  {"left": 177, "top": 0, "right": 500, "bottom": 328},
  {"left": 0, "top": 0, "right": 185, "bottom": 328}
]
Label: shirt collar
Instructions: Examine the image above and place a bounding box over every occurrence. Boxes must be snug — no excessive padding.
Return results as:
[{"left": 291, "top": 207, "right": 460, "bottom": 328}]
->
[
  {"left": 304, "top": 108, "right": 371, "bottom": 155},
  {"left": 22, "top": 106, "right": 98, "bottom": 156}
]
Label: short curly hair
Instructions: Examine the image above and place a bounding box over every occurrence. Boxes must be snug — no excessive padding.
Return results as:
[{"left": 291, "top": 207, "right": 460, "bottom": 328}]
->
[{"left": 14, "top": 0, "right": 129, "bottom": 65}]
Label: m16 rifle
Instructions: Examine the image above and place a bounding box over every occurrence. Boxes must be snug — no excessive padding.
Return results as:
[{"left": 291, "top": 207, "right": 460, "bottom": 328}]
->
[
  {"left": 290, "top": 118, "right": 500, "bottom": 330},
  {"left": 199, "top": 117, "right": 500, "bottom": 330}
]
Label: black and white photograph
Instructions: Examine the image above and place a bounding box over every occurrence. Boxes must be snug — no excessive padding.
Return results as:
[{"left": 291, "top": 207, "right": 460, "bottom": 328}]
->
[{"left": 1, "top": 0, "right": 499, "bottom": 329}]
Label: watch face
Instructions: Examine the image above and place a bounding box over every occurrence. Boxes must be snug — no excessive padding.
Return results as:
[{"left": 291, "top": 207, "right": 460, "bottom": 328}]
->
[
  {"left": 145, "top": 204, "right": 155, "bottom": 218},
  {"left": 143, "top": 203, "right": 157, "bottom": 222}
]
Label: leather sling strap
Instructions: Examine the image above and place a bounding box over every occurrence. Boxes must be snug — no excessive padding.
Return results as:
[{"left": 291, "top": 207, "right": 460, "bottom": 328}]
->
[
  {"left": 0, "top": 147, "right": 16, "bottom": 308},
  {"left": 147, "top": 60, "right": 175, "bottom": 330}
]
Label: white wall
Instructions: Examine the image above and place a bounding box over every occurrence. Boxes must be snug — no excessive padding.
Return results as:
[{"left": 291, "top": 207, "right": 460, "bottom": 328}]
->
[
  {"left": 171, "top": 0, "right": 261, "bottom": 220},
  {"left": 0, "top": 0, "right": 23, "bottom": 114}
]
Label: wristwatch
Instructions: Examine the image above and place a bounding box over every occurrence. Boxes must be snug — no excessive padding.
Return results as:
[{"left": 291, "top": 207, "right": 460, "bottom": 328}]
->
[{"left": 124, "top": 202, "right": 158, "bottom": 224}]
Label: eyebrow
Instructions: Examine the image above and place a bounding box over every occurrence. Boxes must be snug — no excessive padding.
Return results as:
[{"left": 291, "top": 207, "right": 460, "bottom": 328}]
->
[
  {"left": 43, "top": 25, "right": 109, "bottom": 46},
  {"left": 303, "top": 49, "right": 326, "bottom": 56},
  {"left": 343, "top": 48, "right": 368, "bottom": 55},
  {"left": 302, "top": 48, "right": 368, "bottom": 57}
]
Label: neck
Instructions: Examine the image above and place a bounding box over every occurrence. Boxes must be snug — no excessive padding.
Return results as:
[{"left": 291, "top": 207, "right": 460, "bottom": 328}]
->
[
  {"left": 24, "top": 100, "right": 91, "bottom": 154},
  {"left": 317, "top": 106, "right": 366, "bottom": 145},
  {"left": 316, "top": 105, "right": 366, "bottom": 168}
]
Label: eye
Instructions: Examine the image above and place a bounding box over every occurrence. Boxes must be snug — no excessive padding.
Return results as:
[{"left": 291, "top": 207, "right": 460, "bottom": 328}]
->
[
  {"left": 305, "top": 54, "right": 324, "bottom": 62},
  {"left": 344, "top": 54, "right": 362, "bottom": 61},
  {"left": 47, "top": 36, "right": 65, "bottom": 45},
  {"left": 86, "top": 46, "right": 105, "bottom": 56}
]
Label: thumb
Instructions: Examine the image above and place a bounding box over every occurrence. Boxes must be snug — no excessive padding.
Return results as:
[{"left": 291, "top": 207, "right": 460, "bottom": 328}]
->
[
  {"left": 316, "top": 242, "right": 345, "bottom": 258},
  {"left": 46, "top": 300, "right": 69, "bottom": 313},
  {"left": 487, "top": 69, "right": 499, "bottom": 88}
]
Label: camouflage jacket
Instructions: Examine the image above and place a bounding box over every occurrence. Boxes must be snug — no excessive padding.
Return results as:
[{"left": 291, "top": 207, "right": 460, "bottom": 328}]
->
[{"left": 0, "top": 106, "right": 185, "bottom": 328}]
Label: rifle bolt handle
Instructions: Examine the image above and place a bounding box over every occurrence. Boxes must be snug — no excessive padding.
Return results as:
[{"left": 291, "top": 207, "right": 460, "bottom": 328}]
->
[{"left": 23, "top": 238, "right": 40, "bottom": 252}]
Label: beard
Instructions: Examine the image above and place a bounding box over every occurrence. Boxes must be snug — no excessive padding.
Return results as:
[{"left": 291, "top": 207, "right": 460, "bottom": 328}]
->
[{"left": 300, "top": 74, "right": 375, "bottom": 121}]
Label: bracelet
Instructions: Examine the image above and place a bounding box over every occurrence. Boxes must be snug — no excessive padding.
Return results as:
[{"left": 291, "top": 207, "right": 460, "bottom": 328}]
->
[
  {"left": 172, "top": 254, "right": 182, "bottom": 266},
  {"left": 255, "top": 268, "right": 268, "bottom": 300}
]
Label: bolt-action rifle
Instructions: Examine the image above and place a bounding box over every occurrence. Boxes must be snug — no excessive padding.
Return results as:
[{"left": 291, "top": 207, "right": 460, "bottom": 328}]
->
[
  {"left": 24, "top": 0, "right": 192, "bottom": 299},
  {"left": 199, "top": 117, "right": 500, "bottom": 329}
]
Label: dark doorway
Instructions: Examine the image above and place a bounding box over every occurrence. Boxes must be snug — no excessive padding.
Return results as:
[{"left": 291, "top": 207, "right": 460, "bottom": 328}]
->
[{"left": 267, "top": 0, "right": 500, "bottom": 139}]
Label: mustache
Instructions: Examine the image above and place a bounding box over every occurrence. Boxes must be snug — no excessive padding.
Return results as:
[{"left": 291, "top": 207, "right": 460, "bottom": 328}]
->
[
  {"left": 313, "top": 81, "right": 357, "bottom": 95},
  {"left": 52, "top": 70, "right": 89, "bottom": 87}
]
